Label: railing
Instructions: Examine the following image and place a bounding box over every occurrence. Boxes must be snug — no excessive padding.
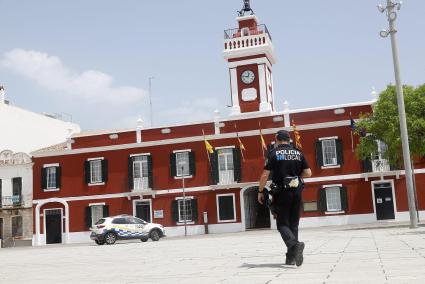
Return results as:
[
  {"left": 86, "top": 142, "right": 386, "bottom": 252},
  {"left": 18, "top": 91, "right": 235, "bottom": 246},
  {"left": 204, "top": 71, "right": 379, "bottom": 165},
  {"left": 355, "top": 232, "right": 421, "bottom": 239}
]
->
[
  {"left": 224, "top": 24, "right": 271, "bottom": 40},
  {"left": 133, "top": 178, "right": 150, "bottom": 192},
  {"left": 224, "top": 24, "right": 272, "bottom": 52},
  {"left": 218, "top": 170, "right": 235, "bottom": 185},
  {"left": 372, "top": 159, "right": 391, "bottom": 172},
  {"left": 1, "top": 195, "right": 22, "bottom": 208}
]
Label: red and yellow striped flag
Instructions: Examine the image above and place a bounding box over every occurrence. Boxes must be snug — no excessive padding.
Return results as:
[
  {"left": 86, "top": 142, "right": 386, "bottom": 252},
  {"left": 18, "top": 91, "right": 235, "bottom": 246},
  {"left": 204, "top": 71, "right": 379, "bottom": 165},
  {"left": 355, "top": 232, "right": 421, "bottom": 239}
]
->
[
  {"left": 237, "top": 133, "right": 246, "bottom": 161},
  {"left": 292, "top": 120, "right": 302, "bottom": 150},
  {"left": 259, "top": 129, "right": 267, "bottom": 156}
]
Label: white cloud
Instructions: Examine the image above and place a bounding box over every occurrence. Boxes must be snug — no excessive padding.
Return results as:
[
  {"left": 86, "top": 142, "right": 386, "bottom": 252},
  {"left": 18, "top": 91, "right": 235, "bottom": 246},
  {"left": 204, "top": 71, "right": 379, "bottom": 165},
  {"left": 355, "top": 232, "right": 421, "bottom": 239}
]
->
[{"left": 1, "top": 48, "right": 147, "bottom": 104}]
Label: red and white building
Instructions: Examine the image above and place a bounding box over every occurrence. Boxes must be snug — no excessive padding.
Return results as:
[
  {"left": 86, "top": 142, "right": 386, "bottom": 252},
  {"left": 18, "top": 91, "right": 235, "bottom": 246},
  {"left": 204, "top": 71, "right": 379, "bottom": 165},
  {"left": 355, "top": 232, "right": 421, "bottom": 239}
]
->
[{"left": 31, "top": 9, "right": 425, "bottom": 245}]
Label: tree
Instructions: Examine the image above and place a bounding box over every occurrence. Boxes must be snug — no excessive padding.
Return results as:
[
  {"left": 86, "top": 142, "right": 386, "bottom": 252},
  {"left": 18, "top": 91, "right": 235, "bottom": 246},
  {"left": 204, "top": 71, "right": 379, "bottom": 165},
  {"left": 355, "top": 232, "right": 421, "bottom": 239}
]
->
[{"left": 356, "top": 84, "right": 425, "bottom": 167}]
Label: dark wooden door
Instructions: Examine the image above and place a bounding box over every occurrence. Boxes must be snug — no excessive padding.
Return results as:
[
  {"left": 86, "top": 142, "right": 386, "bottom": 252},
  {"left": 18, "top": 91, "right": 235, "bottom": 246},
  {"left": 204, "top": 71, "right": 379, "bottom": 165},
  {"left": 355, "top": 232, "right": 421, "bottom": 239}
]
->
[
  {"left": 136, "top": 202, "right": 151, "bottom": 223},
  {"left": 374, "top": 183, "right": 395, "bottom": 220},
  {"left": 46, "top": 210, "right": 62, "bottom": 244}
]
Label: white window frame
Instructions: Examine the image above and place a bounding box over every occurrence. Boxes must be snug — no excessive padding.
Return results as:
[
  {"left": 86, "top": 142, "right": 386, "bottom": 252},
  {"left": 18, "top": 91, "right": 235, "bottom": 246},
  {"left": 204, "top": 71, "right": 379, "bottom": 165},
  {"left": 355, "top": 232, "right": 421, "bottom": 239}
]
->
[
  {"left": 323, "top": 184, "right": 344, "bottom": 214},
  {"left": 173, "top": 150, "right": 192, "bottom": 179},
  {"left": 90, "top": 204, "right": 105, "bottom": 226},
  {"left": 89, "top": 159, "right": 103, "bottom": 185},
  {"left": 175, "top": 196, "right": 195, "bottom": 225},
  {"left": 216, "top": 193, "right": 236, "bottom": 223},
  {"left": 217, "top": 147, "right": 235, "bottom": 185},
  {"left": 46, "top": 167, "right": 57, "bottom": 190},
  {"left": 43, "top": 163, "right": 60, "bottom": 191},
  {"left": 132, "top": 199, "right": 153, "bottom": 223},
  {"left": 319, "top": 137, "right": 338, "bottom": 168},
  {"left": 132, "top": 155, "right": 150, "bottom": 190}
]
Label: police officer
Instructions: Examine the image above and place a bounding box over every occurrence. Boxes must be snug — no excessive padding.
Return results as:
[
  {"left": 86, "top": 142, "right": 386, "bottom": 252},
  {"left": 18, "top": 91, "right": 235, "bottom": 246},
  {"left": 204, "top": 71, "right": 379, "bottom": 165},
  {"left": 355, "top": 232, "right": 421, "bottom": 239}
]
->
[{"left": 258, "top": 130, "right": 312, "bottom": 266}]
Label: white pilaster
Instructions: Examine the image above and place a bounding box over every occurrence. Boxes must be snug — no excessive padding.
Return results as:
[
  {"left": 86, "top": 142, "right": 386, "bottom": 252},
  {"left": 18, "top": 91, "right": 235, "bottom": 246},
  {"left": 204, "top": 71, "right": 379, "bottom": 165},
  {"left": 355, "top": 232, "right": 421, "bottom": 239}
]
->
[
  {"left": 258, "top": 64, "right": 271, "bottom": 112},
  {"left": 229, "top": 68, "right": 241, "bottom": 115}
]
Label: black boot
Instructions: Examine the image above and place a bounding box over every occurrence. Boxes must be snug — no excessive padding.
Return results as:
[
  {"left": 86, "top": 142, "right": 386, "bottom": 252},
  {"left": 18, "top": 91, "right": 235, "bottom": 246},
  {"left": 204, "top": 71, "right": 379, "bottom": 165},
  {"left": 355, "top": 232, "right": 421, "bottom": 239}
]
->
[
  {"left": 285, "top": 252, "right": 295, "bottom": 265},
  {"left": 292, "top": 242, "right": 305, "bottom": 267}
]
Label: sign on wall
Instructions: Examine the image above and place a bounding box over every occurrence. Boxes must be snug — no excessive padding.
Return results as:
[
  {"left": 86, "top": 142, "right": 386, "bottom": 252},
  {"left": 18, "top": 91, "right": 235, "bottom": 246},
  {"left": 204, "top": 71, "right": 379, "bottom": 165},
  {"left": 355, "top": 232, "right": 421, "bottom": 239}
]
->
[{"left": 154, "top": 210, "right": 164, "bottom": 219}]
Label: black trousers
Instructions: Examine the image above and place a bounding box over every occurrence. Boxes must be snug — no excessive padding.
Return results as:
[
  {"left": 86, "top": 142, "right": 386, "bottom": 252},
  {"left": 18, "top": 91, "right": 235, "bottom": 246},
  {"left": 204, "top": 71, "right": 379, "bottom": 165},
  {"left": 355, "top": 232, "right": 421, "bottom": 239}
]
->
[{"left": 274, "top": 187, "right": 303, "bottom": 251}]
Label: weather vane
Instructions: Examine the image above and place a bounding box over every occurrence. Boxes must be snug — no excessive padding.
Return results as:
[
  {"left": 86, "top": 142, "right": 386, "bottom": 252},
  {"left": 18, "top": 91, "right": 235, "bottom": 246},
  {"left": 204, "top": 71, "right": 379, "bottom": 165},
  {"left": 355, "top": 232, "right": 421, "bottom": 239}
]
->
[{"left": 238, "top": 0, "right": 254, "bottom": 17}]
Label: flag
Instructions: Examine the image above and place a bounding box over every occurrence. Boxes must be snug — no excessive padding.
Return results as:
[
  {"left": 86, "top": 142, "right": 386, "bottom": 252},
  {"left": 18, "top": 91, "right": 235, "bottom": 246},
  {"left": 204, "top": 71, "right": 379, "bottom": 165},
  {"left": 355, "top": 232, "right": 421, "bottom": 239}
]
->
[
  {"left": 350, "top": 113, "right": 356, "bottom": 131},
  {"left": 237, "top": 133, "right": 246, "bottom": 161},
  {"left": 292, "top": 120, "right": 302, "bottom": 150},
  {"left": 202, "top": 130, "right": 214, "bottom": 156},
  {"left": 259, "top": 128, "right": 267, "bottom": 157}
]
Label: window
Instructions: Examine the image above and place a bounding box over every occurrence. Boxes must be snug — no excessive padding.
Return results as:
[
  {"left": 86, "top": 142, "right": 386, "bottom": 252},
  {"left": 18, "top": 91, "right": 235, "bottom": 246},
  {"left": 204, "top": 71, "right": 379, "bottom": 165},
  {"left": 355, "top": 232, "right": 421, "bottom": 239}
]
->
[
  {"left": 325, "top": 187, "right": 341, "bottom": 211},
  {"left": 91, "top": 205, "right": 104, "bottom": 226},
  {"left": 218, "top": 148, "right": 234, "bottom": 184},
  {"left": 42, "top": 165, "right": 61, "bottom": 191},
  {"left": 217, "top": 194, "right": 236, "bottom": 222},
  {"left": 322, "top": 139, "right": 337, "bottom": 166},
  {"left": 12, "top": 216, "right": 23, "bottom": 237},
  {"left": 46, "top": 167, "right": 57, "bottom": 189},
  {"left": 12, "top": 178, "right": 22, "bottom": 206},
  {"left": 85, "top": 204, "right": 109, "bottom": 228},
  {"left": 133, "top": 155, "right": 149, "bottom": 190},
  {"left": 178, "top": 199, "right": 193, "bottom": 222},
  {"left": 170, "top": 151, "right": 195, "bottom": 178},
  {"left": 90, "top": 160, "right": 102, "bottom": 184},
  {"left": 176, "top": 152, "right": 190, "bottom": 177}
]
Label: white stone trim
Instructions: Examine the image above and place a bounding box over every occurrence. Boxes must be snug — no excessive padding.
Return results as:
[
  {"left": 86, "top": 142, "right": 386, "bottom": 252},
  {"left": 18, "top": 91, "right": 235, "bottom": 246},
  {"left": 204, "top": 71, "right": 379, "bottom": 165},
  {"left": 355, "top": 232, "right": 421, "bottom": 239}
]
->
[
  {"left": 322, "top": 184, "right": 343, "bottom": 188},
  {"left": 321, "top": 165, "right": 341, "bottom": 169},
  {"left": 33, "top": 120, "right": 357, "bottom": 157},
  {"left": 174, "top": 175, "right": 193, "bottom": 180},
  {"left": 175, "top": 196, "right": 194, "bottom": 200},
  {"left": 227, "top": 57, "right": 273, "bottom": 70},
  {"left": 215, "top": 145, "right": 236, "bottom": 150},
  {"left": 319, "top": 136, "right": 339, "bottom": 141},
  {"left": 130, "top": 153, "right": 151, "bottom": 157},
  {"left": 173, "top": 149, "right": 192, "bottom": 153},
  {"left": 88, "top": 202, "right": 105, "bottom": 206},
  {"left": 43, "top": 163, "right": 59, "bottom": 168},
  {"left": 216, "top": 193, "right": 237, "bottom": 223},
  {"left": 88, "top": 182, "right": 105, "bottom": 187},
  {"left": 43, "top": 188, "right": 60, "bottom": 192},
  {"left": 87, "top": 157, "right": 104, "bottom": 161},
  {"left": 325, "top": 211, "right": 345, "bottom": 215}
]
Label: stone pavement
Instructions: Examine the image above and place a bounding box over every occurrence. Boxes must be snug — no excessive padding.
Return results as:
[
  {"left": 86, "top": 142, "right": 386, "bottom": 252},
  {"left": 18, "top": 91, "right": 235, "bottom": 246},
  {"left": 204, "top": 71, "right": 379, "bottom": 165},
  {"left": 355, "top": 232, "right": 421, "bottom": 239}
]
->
[{"left": 1, "top": 223, "right": 425, "bottom": 284}]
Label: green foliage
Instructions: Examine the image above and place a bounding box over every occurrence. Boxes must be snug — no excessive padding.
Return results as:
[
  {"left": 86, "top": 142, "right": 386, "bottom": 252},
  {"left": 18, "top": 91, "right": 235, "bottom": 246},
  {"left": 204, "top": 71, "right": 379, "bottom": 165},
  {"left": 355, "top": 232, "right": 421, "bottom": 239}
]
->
[{"left": 355, "top": 84, "right": 425, "bottom": 167}]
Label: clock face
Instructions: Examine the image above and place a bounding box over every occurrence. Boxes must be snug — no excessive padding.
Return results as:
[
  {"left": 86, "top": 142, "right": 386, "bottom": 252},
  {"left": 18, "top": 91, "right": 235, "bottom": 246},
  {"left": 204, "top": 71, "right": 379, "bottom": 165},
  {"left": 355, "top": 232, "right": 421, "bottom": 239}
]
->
[{"left": 241, "top": 70, "right": 255, "bottom": 85}]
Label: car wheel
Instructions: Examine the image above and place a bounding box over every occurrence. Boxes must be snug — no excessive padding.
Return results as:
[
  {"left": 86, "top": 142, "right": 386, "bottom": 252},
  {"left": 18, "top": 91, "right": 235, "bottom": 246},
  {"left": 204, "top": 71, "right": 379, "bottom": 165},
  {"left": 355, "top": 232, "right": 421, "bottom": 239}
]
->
[
  {"left": 104, "top": 232, "right": 117, "bottom": 245},
  {"left": 95, "top": 240, "right": 105, "bottom": 245},
  {"left": 150, "top": 230, "right": 160, "bottom": 242},
  {"left": 140, "top": 237, "right": 148, "bottom": 242}
]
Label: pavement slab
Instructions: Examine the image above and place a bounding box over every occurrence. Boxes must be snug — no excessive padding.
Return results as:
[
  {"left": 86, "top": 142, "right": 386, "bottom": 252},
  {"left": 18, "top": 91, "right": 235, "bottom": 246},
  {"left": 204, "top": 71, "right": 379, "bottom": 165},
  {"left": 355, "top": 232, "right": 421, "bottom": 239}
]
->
[{"left": 0, "top": 223, "right": 425, "bottom": 283}]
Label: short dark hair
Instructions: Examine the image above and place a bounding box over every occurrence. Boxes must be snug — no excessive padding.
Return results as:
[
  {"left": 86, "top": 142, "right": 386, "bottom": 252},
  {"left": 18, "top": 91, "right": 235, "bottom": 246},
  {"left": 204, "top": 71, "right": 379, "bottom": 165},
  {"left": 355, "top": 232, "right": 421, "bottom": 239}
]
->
[{"left": 276, "top": 130, "right": 290, "bottom": 142}]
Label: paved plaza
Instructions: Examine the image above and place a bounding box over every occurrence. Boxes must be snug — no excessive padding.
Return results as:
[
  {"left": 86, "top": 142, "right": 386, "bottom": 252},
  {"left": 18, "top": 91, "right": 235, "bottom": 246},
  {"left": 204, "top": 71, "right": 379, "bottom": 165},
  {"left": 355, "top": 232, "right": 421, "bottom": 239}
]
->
[{"left": 1, "top": 223, "right": 425, "bottom": 284}]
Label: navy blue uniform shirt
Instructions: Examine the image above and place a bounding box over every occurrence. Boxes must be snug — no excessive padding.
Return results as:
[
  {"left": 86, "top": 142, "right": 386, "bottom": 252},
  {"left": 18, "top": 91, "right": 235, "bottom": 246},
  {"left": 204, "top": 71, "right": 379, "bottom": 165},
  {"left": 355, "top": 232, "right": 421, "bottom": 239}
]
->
[{"left": 264, "top": 144, "right": 309, "bottom": 186}]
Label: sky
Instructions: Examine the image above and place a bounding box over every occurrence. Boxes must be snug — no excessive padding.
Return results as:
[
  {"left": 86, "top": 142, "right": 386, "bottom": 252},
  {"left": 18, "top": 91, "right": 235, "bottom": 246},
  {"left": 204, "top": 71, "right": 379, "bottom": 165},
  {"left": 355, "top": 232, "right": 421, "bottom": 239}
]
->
[{"left": 1, "top": 0, "right": 424, "bottom": 132}]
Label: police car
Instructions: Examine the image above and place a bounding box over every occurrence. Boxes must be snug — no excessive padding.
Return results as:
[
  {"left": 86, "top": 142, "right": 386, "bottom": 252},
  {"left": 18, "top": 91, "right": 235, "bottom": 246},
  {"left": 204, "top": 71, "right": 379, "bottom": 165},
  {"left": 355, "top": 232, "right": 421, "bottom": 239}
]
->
[{"left": 90, "top": 215, "right": 165, "bottom": 245}]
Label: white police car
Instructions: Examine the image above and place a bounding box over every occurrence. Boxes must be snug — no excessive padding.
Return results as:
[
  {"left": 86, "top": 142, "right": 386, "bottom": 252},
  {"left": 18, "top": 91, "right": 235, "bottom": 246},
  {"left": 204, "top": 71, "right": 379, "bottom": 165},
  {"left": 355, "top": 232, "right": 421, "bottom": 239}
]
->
[{"left": 90, "top": 215, "right": 165, "bottom": 245}]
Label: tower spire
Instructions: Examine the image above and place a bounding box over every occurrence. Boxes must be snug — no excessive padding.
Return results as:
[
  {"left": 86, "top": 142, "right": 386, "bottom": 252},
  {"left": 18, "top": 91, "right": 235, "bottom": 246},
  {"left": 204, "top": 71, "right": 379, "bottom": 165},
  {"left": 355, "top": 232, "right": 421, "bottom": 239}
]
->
[{"left": 238, "top": 0, "right": 254, "bottom": 17}]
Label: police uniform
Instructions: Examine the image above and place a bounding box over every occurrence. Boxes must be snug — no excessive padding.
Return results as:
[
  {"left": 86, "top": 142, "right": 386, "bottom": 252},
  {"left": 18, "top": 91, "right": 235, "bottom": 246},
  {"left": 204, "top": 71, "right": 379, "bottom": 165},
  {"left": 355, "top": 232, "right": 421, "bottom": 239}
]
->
[{"left": 264, "top": 137, "right": 309, "bottom": 264}]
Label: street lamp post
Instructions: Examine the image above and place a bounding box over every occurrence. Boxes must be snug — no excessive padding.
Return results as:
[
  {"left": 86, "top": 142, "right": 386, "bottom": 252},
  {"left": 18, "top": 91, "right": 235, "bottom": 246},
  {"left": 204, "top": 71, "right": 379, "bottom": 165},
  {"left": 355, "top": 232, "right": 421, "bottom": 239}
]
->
[
  {"left": 179, "top": 162, "right": 187, "bottom": 237},
  {"left": 378, "top": 1, "right": 418, "bottom": 228},
  {"left": 148, "top": 77, "right": 154, "bottom": 127}
]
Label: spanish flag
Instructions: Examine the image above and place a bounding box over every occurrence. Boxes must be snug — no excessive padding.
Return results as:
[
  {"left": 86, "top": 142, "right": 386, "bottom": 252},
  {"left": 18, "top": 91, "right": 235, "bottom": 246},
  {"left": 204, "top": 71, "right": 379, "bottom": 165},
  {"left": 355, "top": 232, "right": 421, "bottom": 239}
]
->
[
  {"left": 237, "top": 133, "right": 246, "bottom": 161},
  {"left": 292, "top": 120, "right": 302, "bottom": 150}
]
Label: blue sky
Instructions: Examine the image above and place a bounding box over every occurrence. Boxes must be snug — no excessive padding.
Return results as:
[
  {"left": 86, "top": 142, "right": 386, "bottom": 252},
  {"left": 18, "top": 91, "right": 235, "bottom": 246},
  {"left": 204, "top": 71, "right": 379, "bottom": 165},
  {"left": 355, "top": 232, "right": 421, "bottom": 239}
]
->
[{"left": 1, "top": 0, "right": 424, "bottom": 131}]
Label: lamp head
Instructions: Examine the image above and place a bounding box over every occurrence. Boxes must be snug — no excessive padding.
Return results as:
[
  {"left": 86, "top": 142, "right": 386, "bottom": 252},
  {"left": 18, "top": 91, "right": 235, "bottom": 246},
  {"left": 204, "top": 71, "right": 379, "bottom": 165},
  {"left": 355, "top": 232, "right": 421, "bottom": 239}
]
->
[
  {"left": 377, "top": 4, "right": 386, "bottom": 13},
  {"left": 379, "top": 29, "right": 389, "bottom": 38}
]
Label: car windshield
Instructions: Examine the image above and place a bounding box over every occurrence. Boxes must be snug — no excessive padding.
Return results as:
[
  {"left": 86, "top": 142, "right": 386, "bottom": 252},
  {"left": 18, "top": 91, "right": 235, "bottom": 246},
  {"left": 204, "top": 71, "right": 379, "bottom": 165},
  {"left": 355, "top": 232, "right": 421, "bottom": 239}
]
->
[{"left": 95, "top": 218, "right": 105, "bottom": 225}]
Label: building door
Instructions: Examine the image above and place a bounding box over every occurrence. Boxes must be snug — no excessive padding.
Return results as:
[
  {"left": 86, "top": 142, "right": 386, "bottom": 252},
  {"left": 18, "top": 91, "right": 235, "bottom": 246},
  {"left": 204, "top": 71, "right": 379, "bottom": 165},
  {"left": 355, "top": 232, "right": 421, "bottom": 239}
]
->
[
  {"left": 243, "top": 187, "right": 271, "bottom": 230},
  {"left": 135, "top": 201, "right": 151, "bottom": 223},
  {"left": 45, "top": 209, "right": 62, "bottom": 244},
  {"left": 374, "top": 182, "right": 395, "bottom": 220}
]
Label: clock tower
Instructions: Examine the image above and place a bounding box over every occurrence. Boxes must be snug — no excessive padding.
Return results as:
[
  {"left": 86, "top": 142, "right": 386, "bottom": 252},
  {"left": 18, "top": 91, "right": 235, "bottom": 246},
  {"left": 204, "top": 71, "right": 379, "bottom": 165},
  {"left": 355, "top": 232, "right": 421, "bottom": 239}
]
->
[{"left": 224, "top": 1, "right": 277, "bottom": 115}]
